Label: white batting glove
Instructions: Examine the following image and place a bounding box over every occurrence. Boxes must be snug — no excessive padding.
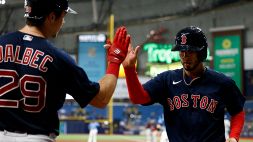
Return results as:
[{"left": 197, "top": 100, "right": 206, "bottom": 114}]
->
[{"left": 225, "top": 137, "right": 237, "bottom": 142}]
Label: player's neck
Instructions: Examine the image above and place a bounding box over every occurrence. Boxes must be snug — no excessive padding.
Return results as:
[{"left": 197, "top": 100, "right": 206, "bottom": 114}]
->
[
  {"left": 184, "top": 63, "right": 205, "bottom": 79},
  {"left": 19, "top": 25, "right": 46, "bottom": 38}
]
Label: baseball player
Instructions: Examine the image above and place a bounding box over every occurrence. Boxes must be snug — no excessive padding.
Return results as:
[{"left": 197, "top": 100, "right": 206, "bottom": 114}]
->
[
  {"left": 0, "top": 0, "right": 130, "bottom": 142},
  {"left": 160, "top": 128, "right": 169, "bottom": 142},
  {"left": 224, "top": 115, "right": 231, "bottom": 139},
  {"left": 117, "top": 26, "right": 245, "bottom": 142},
  {"left": 88, "top": 120, "right": 100, "bottom": 142}
]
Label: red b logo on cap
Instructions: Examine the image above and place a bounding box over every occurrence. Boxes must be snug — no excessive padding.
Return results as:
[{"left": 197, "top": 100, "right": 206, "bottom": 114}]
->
[{"left": 181, "top": 34, "right": 187, "bottom": 45}]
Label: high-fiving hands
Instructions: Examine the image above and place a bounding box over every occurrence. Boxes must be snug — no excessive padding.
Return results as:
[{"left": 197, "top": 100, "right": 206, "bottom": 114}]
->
[
  {"left": 104, "top": 26, "right": 141, "bottom": 78},
  {"left": 122, "top": 44, "right": 141, "bottom": 69},
  {"left": 105, "top": 26, "right": 130, "bottom": 65}
]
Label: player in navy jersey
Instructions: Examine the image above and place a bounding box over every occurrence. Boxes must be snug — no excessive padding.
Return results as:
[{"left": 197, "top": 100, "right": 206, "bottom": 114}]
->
[
  {"left": 117, "top": 26, "right": 245, "bottom": 142},
  {"left": 0, "top": 0, "right": 130, "bottom": 141}
]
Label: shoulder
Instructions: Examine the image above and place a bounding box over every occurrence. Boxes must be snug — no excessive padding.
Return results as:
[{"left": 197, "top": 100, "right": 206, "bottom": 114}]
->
[
  {"left": 38, "top": 39, "right": 76, "bottom": 66},
  {"left": 55, "top": 48, "right": 76, "bottom": 65},
  {"left": 0, "top": 31, "right": 21, "bottom": 43},
  {"left": 205, "top": 68, "right": 235, "bottom": 85},
  {"left": 0, "top": 31, "right": 18, "bottom": 37}
]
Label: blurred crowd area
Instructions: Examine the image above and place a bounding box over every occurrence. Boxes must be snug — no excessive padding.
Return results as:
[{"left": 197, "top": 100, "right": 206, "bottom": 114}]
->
[
  {"left": 242, "top": 104, "right": 253, "bottom": 137},
  {"left": 58, "top": 100, "right": 253, "bottom": 137}
]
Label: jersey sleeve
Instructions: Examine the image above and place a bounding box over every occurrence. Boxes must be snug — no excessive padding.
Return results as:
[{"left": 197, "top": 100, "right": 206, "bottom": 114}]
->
[
  {"left": 143, "top": 72, "right": 168, "bottom": 105},
  {"left": 65, "top": 65, "right": 100, "bottom": 108},
  {"left": 223, "top": 78, "right": 245, "bottom": 116},
  {"left": 57, "top": 51, "right": 100, "bottom": 108}
]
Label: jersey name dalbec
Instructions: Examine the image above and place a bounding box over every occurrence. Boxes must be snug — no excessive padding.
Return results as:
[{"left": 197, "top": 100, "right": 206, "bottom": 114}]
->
[
  {"left": 167, "top": 94, "right": 218, "bottom": 113},
  {"left": 0, "top": 44, "right": 53, "bottom": 72}
]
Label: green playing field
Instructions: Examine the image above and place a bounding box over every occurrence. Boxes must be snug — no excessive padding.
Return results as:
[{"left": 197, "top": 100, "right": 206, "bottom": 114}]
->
[
  {"left": 56, "top": 134, "right": 253, "bottom": 142},
  {"left": 57, "top": 134, "right": 145, "bottom": 141}
]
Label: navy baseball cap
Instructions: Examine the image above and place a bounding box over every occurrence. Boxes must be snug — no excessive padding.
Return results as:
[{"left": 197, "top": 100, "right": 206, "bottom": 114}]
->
[
  {"left": 172, "top": 26, "right": 207, "bottom": 52},
  {"left": 24, "top": 0, "right": 77, "bottom": 19},
  {"left": 55, "top": 0, "right": 77, "bottom": 14}
]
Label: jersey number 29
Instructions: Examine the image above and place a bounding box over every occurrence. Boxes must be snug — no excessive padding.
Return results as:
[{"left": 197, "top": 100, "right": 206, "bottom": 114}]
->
[{"left": 0, "top": 69, "right": 46, "bottom": 112}]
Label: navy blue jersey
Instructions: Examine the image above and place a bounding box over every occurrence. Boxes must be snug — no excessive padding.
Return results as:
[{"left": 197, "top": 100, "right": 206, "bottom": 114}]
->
[
  {"left": 0, "top": 31, "right": 99, "bottom": 135},
  {"left": 143, "top": 68, "right": 245, "bottom": 142}
]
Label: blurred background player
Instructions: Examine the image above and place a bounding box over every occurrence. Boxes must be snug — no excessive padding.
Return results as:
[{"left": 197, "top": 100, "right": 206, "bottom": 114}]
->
[
  {"left": 0, "top": 0, "right": 130, "bottom": 142},
  {"left": 145, "top": 120, "right": 152, "bottom": 142},
  {"left": 145, "top": 119, "right": 158, "bottom": 142},
  {"left": 224, "top": 114, "right": 231, "bottom": 140},
  {"left": 88, "top": 120, "right": 100, "bottom": 142},
  {"left": 160, "top": 128, "right": 169, "bottom": 142},
  {"left": 116, "top": 26, "right": 245, "bottom": 142},
  {"left": 157, "top": 115, "right": 169, "bottom": 142}
]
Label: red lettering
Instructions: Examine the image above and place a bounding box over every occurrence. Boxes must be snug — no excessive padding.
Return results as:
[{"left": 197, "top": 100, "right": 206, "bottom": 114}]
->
[
  {"left": 39, "top": 55, "right": 53, "bottom": 72},
  {"left": 14, "top": 46, "right": 22, "bottom": 64},
  {"left": 174, "top": 96, "right": 181, "bottom": 109},
  {"left": 22, "top": 48, "right": 33, "bottom": 65},
  {"left": 191, "top": 95, "right": 200, "bottom": 108},
  {"left": 181, "top": 94, "right": 189, "bottom": 107},
  {"left": 206, "top": 99, "right": 218, "bottom": 113},
  {"left": 167, "top": 94, "right": 218, "bottom": 113},
  {"left": 4, "top": 44, "right": 14, "bottom": 62},
  {"left": 167, "top": 98, "right": 174, "bottom": 111},
  {"left": 200, "top": 96, "right": 208, "bottom": 109},
  {"left": 30, "top": 50, "right": 44, "bottom": 68},
  {"left": 0, "top": 45, "right": 3, "bottom": 63}
]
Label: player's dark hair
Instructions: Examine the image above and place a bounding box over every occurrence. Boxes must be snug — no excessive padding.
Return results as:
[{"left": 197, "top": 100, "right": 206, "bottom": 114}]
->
[
  {"left": 24, "top": 0, "right": 76, "bottom": 26},
  {"left": 26, "top": 10, "right": 63, "bottom": 26}
]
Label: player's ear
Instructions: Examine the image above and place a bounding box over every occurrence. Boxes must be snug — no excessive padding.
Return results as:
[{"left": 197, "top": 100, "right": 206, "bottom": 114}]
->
[
  {"left": 51, "top": 14, "right": 56, "bottom": 21},
  {"left": 47, "top": 12, "right": 56, "bottom": 23}
]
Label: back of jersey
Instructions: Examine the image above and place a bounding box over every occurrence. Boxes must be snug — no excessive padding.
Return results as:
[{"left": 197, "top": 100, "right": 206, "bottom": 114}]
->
[{"left": 0, "top": 31, "right": 63, "bottom": 135}]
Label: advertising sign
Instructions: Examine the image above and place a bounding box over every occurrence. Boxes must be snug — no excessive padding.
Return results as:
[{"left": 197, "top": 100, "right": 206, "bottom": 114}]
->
[
  {"left": 78, "top": 34, "right": 106, "bottom": 82},
  {"left": 214, "top": 35, "right": 242, "bottom": 90}
]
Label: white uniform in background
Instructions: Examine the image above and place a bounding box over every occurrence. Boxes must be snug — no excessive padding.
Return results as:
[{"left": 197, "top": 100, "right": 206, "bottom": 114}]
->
[
  {"left": 88, "top": 121, "right": 99, "bottom": 142},
  {"left": 224, "top": 118, "right": 230, "bottom": 139},
  {"left": 160, "top": 128, "right": 169, "bottom": 142}
]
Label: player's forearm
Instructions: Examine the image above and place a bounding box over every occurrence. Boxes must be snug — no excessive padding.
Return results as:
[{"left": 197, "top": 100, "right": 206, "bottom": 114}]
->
[
  {"left": 89, "top": 62, "right": 119, "bottom": 108},
  {"left": 229, "top": 110, "right": 245, "bottom": 141},
  {"left": 90, "top": 73, "right": 117, "bottom": 108},
  {"left": 124, "top": 66, "right": 151, "bottom": 104}
]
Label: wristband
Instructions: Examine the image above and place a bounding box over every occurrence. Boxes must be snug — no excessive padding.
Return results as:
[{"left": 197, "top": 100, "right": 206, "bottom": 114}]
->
[{"left": 106, "top": 62, "right": 120, "bottom": 77}]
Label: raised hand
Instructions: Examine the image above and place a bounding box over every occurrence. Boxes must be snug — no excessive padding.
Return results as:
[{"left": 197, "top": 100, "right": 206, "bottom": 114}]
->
[
  {"left": 122, "top": 44, "right": 141, "bottom": 69},
  {"left": 106, "top": 26, "right": 130, "bottom": 64}
]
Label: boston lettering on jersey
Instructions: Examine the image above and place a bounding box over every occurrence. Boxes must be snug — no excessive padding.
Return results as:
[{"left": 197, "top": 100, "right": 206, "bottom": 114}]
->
[
  {"left": 167, "top": 94, "right": 218, "bottom": 113},
  {"left": 0, "top": 44, "right": 53, "bottom": 72}
]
